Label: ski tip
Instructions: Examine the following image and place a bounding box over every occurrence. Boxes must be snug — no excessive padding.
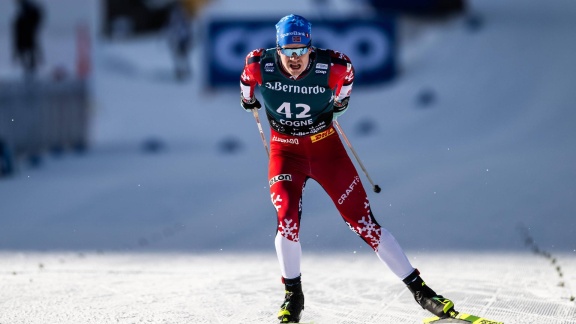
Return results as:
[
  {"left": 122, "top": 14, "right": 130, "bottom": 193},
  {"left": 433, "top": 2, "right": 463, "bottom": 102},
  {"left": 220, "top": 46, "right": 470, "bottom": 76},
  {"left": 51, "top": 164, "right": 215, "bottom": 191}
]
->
[
  {"left": 424, "top": 313, "right": 503, "bottom": 324},
  {"left": 423, "top": 318, "right": 470, "bottom": 323}
]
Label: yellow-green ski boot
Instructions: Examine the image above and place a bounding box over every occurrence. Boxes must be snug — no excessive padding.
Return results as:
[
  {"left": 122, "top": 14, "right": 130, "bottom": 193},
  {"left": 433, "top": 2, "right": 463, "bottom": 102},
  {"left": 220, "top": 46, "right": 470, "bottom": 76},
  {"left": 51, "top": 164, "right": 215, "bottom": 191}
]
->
[
  {"left": 278, "top": 276, "right": 305, "bottom": 323},
  {"left": 404, "top": 269, "right": 456, "bottom": 318}
]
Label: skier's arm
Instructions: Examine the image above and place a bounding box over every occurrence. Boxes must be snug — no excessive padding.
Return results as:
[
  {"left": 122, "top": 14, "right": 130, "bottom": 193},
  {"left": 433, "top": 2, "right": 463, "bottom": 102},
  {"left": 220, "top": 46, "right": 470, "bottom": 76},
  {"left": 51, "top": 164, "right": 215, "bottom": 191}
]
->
[
  {"left": 328, "top": 50, "right": 355, "bottom": 118},
  {"left": 240, "top": 49, "right": 264, "bottom": 110}
]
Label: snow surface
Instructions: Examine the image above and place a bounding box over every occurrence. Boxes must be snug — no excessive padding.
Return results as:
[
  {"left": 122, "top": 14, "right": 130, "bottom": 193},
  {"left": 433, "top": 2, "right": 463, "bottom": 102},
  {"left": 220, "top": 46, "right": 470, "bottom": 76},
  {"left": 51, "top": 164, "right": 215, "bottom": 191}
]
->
[
  {"left": 1, "top": 0, "right": 576, "bottom": 323},
  {"left": 0, "top": 251, "right": 575, "bottom": 323}
]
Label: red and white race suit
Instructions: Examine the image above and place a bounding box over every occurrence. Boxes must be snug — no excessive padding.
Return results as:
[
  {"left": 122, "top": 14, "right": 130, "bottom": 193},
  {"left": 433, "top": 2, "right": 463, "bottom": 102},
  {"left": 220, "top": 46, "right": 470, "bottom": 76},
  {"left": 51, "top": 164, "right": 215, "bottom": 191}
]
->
[{"left": 240, "top": 47, "right": 415, "bottom": 281}]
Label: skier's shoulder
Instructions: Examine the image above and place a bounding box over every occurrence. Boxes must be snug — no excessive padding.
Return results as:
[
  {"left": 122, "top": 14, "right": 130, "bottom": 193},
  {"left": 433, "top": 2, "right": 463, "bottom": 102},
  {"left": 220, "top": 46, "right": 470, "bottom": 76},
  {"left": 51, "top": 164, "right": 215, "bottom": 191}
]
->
[
  {"left": 316, "top": 48, "right": 354, "bottom": 87},
  {"left": 244, "top": 48, "right": 268, "bottom": 65},
  {"left": 242, "top": 48, "right": 267, "bottom": 84},
  {"left": 315, "top": 48, "right": 353, "bottom": 66},
  {"left": 314, "top": 48, "right": 353, "bottom": 83}
]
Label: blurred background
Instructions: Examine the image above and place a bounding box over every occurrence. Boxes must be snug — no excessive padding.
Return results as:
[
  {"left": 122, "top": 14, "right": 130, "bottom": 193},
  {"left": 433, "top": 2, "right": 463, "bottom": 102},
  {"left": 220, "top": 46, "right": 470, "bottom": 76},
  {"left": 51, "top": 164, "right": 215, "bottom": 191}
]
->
[{"left": 0, "top": 0, "right": 575, "bottom": 255}]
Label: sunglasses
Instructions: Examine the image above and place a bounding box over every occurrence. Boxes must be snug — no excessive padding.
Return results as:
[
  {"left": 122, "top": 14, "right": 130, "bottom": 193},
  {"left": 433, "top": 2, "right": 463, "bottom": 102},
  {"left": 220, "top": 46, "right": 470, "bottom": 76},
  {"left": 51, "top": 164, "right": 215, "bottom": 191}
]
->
[{"left": 279, "top": 46, "right": 310, "bottom": 57}]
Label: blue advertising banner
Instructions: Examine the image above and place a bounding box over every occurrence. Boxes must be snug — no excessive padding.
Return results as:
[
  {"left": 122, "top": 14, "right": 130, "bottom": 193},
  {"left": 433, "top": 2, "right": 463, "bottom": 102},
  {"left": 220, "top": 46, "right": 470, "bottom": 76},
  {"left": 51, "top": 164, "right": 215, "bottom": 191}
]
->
[{"left": 206, "top": 17, "right": 397, "bottom": 88}]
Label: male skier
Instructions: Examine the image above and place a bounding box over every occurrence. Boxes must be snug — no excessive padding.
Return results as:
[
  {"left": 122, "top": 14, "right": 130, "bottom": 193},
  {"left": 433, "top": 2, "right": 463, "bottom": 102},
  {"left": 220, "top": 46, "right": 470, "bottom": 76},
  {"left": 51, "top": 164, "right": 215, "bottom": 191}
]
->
[{"left": 240, "top": 14, "right": 456, "bottom": 323}]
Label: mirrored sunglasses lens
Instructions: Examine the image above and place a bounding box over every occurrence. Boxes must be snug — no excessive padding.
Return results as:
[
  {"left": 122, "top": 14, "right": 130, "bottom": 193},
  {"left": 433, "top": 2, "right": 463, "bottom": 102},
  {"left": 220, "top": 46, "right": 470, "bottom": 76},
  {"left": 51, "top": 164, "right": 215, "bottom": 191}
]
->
[
  {"left": 281, "top": 47, "right": 308, "bottom": 56},
  {"left": 282, "top": 48, "right": 298, "bottom": 56}
]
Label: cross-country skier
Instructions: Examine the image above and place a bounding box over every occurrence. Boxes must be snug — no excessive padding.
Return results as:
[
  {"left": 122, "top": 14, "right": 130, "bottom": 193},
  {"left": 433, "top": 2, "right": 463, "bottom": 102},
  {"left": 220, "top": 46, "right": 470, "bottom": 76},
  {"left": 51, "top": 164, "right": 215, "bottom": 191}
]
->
[{"left": 240, "top": 14, "right": 457, "bottom": 323}]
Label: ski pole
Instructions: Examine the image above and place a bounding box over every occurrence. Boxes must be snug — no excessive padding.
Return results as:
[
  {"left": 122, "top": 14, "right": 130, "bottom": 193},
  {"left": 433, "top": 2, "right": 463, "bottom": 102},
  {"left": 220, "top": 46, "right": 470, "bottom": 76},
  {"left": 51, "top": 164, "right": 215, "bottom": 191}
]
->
[
  {"left": 333, "top": 120, "right": 381, "bottom": 193},
  {"left": 252, "top": 108, "right": 270, "bottom": 159}
]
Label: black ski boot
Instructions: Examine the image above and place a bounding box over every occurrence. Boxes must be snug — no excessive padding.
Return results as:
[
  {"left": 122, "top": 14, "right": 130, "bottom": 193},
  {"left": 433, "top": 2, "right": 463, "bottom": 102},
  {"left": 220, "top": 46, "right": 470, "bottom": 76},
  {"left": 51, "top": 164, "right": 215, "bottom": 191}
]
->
[
  {"left": 278, "top": 276, "right": 305, "bottom": 323},
  {"left": 403, "top": 269, "right": 457, "bottom": 318}
]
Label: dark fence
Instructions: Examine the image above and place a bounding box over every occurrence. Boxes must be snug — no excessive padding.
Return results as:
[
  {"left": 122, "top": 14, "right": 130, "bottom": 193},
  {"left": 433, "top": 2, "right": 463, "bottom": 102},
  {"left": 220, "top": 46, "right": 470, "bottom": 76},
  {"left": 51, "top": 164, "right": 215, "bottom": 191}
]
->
[{"left": 0, "top": 80, "right": 90, "bottom": 177}]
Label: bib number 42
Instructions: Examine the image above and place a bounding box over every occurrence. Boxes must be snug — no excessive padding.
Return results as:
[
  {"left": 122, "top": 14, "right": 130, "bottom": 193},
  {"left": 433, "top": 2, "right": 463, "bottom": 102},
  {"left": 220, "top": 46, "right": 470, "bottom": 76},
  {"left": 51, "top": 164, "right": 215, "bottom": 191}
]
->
[{"left": 277, "top": 102, "right": 311, "bottom": 119}]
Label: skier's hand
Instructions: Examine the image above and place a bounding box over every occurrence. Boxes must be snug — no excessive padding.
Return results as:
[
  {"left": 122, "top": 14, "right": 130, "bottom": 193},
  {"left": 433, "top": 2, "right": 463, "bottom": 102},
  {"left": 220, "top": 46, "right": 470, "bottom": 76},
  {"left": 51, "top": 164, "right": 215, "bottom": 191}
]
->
[
  {"left": 241, "top": 95, "right": 261, "bottom": 111},
  {"left": 333, "top": 97, "right": 349, "bottom": 119}
]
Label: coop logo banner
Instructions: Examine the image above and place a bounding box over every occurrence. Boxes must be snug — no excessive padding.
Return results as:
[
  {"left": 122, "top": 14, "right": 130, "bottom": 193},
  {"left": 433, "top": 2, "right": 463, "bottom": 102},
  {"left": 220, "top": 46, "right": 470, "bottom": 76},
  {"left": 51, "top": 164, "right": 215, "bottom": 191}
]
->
[{"left": 207, "top": 18, "right": 396, "bottom": 87}]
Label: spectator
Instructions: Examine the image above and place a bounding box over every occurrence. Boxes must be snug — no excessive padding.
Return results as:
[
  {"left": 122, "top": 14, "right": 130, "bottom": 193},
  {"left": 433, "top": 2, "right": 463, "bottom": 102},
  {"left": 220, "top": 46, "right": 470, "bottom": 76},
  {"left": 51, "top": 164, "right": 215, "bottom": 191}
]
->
[
  {"left": 12, "top": 0, "right": 44, "bottom": 79},
  {"left": 166, "top": 1, "right": 192, "bottom": 81}
]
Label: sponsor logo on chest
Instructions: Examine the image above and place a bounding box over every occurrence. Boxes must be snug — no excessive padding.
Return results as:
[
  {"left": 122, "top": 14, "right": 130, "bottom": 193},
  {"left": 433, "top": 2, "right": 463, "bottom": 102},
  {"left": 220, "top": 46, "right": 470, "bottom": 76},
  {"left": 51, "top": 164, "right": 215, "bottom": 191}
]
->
[
  {"left": 264, "top": 81, "right": 327, "bottom": 94},
  {"left": 315, "top": 63, "right": 328, "bottom": 74}
]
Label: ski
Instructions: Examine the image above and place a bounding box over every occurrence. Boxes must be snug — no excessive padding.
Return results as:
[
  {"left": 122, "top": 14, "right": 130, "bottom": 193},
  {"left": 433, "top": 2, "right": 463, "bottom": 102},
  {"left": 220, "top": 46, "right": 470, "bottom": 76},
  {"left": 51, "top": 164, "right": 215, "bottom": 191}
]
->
[{"left": 423, "top": 312, "right": 503, "bottom": 324}]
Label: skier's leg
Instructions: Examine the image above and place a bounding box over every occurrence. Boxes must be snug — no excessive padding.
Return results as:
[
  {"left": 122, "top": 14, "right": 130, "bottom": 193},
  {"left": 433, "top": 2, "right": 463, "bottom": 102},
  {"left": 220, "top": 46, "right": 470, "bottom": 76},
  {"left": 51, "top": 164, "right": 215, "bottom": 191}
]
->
[
  {"left": 269, "top": 172, "right": 307, "bottom": 279},
  {"left": 312, "top": 134, "right": 456, "bottom": 318},
  {"left": 375, "top": 225, "right": 416, "bottom": 279},
  {"left": 311, "top": 139, "right": 415, "bottom": 278},
  {"left": 321, "top": 170, "right": 457, "bottom": 317},
  {"left": 275, "top": 232, "right": 301, "bottom": 279},
  {"left": 269, "top": 141, "right": 308, "bottom": 323},
  {"left": 320, "top": 174, "right": 415, "bottom": 278}
]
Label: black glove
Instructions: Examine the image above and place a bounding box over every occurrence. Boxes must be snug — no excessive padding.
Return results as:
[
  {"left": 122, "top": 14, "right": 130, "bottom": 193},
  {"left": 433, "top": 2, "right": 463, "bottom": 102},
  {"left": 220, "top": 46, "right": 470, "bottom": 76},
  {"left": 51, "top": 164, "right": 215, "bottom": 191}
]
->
[
  {"left": 333, "top": 97, "right": 350, "bottom": 119},
  {"left": 241, "top": 95, "right": 262, "bottom": 111}
]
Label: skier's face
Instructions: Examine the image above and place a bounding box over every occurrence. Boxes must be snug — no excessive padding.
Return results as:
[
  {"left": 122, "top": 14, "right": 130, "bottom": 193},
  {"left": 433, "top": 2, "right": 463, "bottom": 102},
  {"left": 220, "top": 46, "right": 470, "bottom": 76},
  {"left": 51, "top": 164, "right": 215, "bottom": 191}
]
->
[{"left": 277, "top": 44, "right": 311, "bottom": 77}]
